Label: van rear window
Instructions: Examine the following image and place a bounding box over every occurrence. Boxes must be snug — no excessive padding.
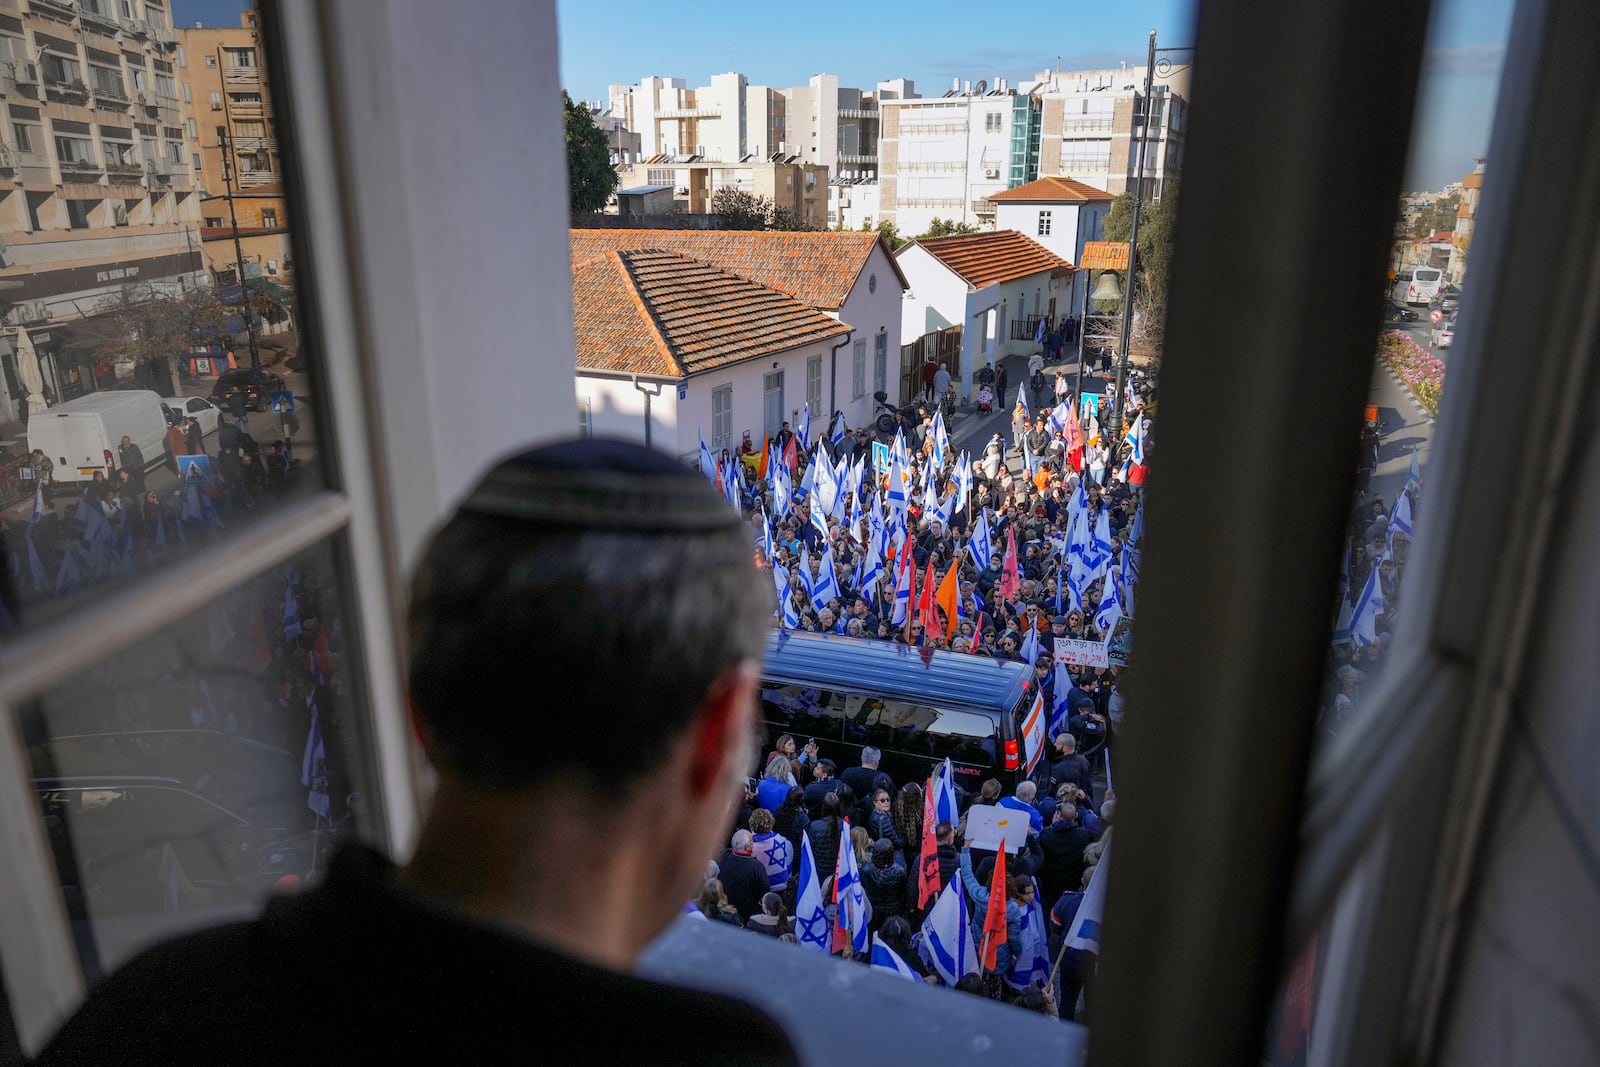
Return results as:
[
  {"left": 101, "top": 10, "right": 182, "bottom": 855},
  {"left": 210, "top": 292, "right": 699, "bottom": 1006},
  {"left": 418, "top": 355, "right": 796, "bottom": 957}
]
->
[
  {"left": 844, "top": 696, "right": 996, "bottom": 775},
  {"left": 1414, "top": 269, "right": 1441, "bottom": 280}
]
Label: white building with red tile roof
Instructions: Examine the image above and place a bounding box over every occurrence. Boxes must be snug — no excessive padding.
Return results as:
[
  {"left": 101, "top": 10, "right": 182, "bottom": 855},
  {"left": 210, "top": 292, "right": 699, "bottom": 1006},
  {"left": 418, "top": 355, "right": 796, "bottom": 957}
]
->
[
  {"left": 986, "top": 177, "right": 1115, "bottom": 312},
  {"left": 895, "top": 230, "right": 1075, "bottom": 402}
]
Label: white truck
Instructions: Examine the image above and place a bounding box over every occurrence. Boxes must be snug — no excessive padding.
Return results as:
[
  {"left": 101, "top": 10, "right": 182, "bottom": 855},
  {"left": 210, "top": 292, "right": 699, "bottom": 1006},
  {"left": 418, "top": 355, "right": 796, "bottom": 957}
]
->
[{"left": 27, "top": 390, "right": 171, "bottom": 485}]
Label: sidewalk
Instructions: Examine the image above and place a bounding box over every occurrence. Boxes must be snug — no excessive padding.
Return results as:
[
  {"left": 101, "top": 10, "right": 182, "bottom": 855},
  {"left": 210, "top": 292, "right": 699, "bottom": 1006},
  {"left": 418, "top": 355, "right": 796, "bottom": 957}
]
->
[{"left": 949, "top": 341, "right": 1108, "bottom": 453}]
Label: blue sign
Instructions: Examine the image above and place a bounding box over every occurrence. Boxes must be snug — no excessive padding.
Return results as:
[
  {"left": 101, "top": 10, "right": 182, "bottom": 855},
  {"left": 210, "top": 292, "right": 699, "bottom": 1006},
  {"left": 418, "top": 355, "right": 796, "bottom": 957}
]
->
[
  {"left": 270, "top": 390, "right": 296, "bottom": 414},
  {"left": 1080, "top": 393, "right": 1101, "bottom": 417},
  {"left": 677, "top": 382, "right": 688, "bottom": 401},
  {"left": 176, "top": 454, "right": 213, "bottom": 486},
  {"left": 871, "top": 440, "right": 892, "bottom": 474}
]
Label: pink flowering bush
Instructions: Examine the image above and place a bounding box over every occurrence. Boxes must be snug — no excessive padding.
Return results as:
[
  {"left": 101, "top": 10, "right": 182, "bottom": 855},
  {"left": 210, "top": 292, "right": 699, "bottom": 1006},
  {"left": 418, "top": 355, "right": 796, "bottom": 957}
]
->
[{"left": 1378, "top": 330, "right": 1446, "bottom": 415}]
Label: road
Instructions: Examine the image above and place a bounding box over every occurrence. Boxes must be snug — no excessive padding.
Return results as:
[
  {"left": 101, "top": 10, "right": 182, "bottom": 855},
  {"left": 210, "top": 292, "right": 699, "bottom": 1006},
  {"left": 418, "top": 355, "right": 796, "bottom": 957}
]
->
[{"left": 946, "top": 324, "right": 1439, "bottom": 511}]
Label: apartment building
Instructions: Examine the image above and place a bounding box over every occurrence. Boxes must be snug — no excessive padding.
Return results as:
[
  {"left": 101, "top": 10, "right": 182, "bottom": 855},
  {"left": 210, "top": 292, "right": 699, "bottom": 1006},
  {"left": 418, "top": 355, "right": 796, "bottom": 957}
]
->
[
  {"left": 177, "top": 9, "right": 290, "bottom": 290},
  {"left": 878, "top": 80, "right": 1042, "bottom": 236},
  {"left": 1027, "top": 65, "right": 1189, "bottom": 199},
  {"left": 1449, "top": 158, "right": 1484, "bottom": 282},
  {"left": 584, "top": 101, "right": 641, "bottom": 165},
  {"left": 0, "top": 0, "right": 206, "bottom": 413},
  {"left": 614, "top": 155, "right": 829, "bottom": 229}
]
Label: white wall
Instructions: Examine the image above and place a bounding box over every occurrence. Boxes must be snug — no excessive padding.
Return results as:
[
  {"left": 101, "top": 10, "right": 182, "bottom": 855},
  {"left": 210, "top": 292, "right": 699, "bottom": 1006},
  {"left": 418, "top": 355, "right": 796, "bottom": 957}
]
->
[
  {"left": 577, "top": 375, "right": 679, "bottom": 452},
  {"left": 833, "top": 182, "right": 880, "bottom": 231},
  {"left": 831, "top": 240, "right": 904, "bottom": 425},
  {"left": 327, "top": 0, "right": 575, "bottom": 570},
  {"left": 992, "top": 202, "right": 1106, "bottom": 313},
  {"left": 887, "top": 96, "right": 1016, "bottom": 234},
  {"left": 674, "top": 337, "right": 840, "bottom": 457}
]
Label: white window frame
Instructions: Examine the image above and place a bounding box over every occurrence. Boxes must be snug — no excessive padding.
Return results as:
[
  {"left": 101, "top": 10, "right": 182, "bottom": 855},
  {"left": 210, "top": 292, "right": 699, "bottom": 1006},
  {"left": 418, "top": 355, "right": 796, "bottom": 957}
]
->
[
  {"left": 0, "top": 1, "right": 578, "bottom": 1054},
  {"left": 1037, "top": 209, "right": 1051, "bottom": 236},
  {"left": 852, "top": 339, "right": 866, "bottom": 399},
  {"left": 711, "top": 383, "right": 732, "bottom": 451},
  {"left": 873, "top": 332, "right": 888, "bottom": 395},
  {"left": 805, "top": 355, "right": 822, "bottom": 418}
]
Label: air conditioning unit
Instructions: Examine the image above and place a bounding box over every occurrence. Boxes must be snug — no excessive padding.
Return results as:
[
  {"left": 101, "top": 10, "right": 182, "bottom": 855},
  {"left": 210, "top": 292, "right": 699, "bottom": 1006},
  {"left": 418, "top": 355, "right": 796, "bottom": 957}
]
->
[
  {"left": 983, "top": 167, "right": 1000, "bottom": 179},
  {"left": 9, "top": 60, "right": 39, "bottom": 86},
  {"left": 675, "top": 186, "right": 689, "bottom": 195}
]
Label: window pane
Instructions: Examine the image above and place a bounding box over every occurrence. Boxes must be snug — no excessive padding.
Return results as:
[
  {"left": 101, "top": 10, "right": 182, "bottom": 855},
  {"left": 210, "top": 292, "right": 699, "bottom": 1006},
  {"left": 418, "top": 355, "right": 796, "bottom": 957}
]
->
[
  {"left": 0, "top": 2, "right": 324, "bottom": 631},
  {"left": 19, "top": 539, "right": 373, "bottom": 982}
]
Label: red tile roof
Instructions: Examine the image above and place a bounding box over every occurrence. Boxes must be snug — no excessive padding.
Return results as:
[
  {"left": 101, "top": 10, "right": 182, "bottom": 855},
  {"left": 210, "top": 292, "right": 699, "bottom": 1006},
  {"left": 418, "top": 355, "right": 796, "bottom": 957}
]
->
[
  {"left": 906, "top": 230, "right": 1075, "bottom": 288},
  {"left": 985, "top": 176, "right": 1115, "bottom": 204},
  {"left": 572, "top": 249, "right": 850, "bottom": 378},
  {"left": 570, "top": 229, "right": 906, "bottom": 310}
]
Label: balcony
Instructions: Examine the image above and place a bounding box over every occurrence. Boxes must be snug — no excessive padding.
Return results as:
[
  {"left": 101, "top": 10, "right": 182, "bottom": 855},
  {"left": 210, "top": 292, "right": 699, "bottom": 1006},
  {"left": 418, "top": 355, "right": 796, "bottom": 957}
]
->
[
  {"left": 24, "top": 0, "right": 76, "bottom": 23},
  {"left": 838, "top": 107, "right": 877, "bottom": 119},
  {"left": 45, "top": 80, "right": 90, "bottom": 104},
  {"left": 90, "top": 83, "right": 129, "bottom": 105},
  {"left": 78, "top": 5, "right": 122, "bottom": 34},
  {"left": 104, "top": 159, "right": 143, "bottom": 179},
  {"left": 149, "top": 24, "right": 177, "bottom": 46},
  {"left": 224, "top": 64, "right": 262, "bottom": 87},
  {"left": 838, "top": 152, "right": 877, "bottom": 165},
  {"left": 655, "top": 106, "right": 720, "bottom": 119},
  {"left": 58, "top": 155, "right": 104, "bottom": 177},
  {"left": 972, "top": 199, "right": 996, "bottom": 218}
]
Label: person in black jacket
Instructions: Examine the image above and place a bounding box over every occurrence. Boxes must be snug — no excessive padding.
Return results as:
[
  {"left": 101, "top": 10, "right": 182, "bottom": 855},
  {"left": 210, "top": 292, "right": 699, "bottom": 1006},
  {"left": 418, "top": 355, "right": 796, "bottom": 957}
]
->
[
  {"left": 860, "top": 839, "right": 907, "bottom": 933},
  {"left": 839, "top": 747, "right": 886, "bottom": 803},
  {"left": 805, "top": 791, "right": 848, "bottom": 889},
  {"left": 1037, "top": 802, "right": 1095, "bottom": 908},
  {"left": 719, "top": 830, "right": 772, "bottom": 922},
  {"left": 803, "top": 758, "right": 841, "bottom": 818}
]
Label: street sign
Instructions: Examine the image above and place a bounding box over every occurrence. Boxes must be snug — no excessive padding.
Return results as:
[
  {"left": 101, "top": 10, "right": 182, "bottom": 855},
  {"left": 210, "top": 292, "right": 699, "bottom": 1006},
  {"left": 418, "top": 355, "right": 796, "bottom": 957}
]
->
[
  {"left": 871, "top": 440, "right": 892, "bottom": 474},
  {"left": 1080, "top": 393, "right": 1101, "bottom": 417},
  {"left": 677, "top": 383, "right": 688, "bottom": 401},
  {"left": 1429, "top": 309, "right": 1443, "bottom": 323},
  {"left": 176, "top": 454, "right": 213, "bottom": 486},
  {"left": 270, "top": 390, "right": 296, "bottom": 414},
  {"left": 1080, "top": 241, "right": 1132, "bottom": 271}
]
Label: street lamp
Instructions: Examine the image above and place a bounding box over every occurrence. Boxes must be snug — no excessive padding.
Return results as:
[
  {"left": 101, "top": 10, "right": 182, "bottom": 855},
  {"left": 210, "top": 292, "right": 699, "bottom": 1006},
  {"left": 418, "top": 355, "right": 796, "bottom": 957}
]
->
[
  {"left": 216, "top": 127, "right": 261, "bottom": 368},
  {"left": 1075, "top": 268, "right": 1123, "bottom": 411}
]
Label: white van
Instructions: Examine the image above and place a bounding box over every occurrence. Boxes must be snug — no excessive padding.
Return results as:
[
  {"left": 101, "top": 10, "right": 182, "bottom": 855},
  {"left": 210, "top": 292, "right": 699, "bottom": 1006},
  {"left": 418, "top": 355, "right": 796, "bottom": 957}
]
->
[
  {"left": 27, "top": 390, "right": 171, "bottom": 485},
  {"left": 1398, "top": 267, "right": 1444, "bottom": 306}
]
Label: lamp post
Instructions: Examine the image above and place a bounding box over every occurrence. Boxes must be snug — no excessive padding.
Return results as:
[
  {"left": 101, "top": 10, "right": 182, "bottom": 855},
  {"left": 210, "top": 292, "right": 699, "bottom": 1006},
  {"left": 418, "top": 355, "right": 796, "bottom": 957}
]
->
[
  {"left": 216, "top": 127, "right": 261, "bottom": 368},
  {"left": 1107, "top": 29, "right": 1158, "bottom": 470}
]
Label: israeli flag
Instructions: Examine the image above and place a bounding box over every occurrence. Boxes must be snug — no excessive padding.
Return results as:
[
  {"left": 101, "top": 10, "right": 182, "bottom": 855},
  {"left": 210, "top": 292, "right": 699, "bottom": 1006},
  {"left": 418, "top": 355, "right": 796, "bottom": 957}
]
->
[
  {"left": 1034, "top": 316, "right": 1045, "bottom": 343},
  {"left": 794, "top": 832, "right": 831, "bottom": 952},
  {"left": 1390, "top": 491, "right": 1415, "bottom": 542},
  {"left": 859, "top": 524, "right": 885, "bottom": 596},
  {"left": 1095, "top": 569, "right": 1123, "bottom": 633},
  {"left": 797, "top": 403, "right": 812, "bottom": 450},
  {"left": 920, "top": 875, "right": 979, "bottom": 985},
  {"left": 1016, "top": 382, "right": 1030, "bottom": 418},
  {"left": 811, "top": 541, "right": 842, "bottom": 607},
  {"left": 1405, "top": 451, "right": 1423, "bottom": 499},
  {"left": 970, "top": 508, "right": 993, "bottom": 570},
  {"left": 930, "top": 409, "right": 949, "bottom": 471},
  {"left": 954, "top": 452, "right": 971, "bottom": 513},
  {"left": 1020, "top": 625, "right": 1039, "bottom": 669},
  {"left": 1127, "top": 499, "right": 1145, "bottom": 547},
  {"left": 930, "top": 757, "right": 960, "bottom": 827},
  {"left": 891, "top": 546, "right": 913, "bottom": 627},
  {"left": 781, "top": 588, "right": 801, "bottom": 629},
  {"left": 771, "top": 463, "right": 793, "bottom": 520},
  {"left": 698, "top": 431, "right": 718, "bottom": 482},
  {"left": 799, "top": 447, "right": 820, "bottom": 497},
  {"left": 1022, "top": 430, "right": 1038, "bottom": 476},
  {"left": 809, "top": 484, "right": 831, "bottom": 542},
  {"left": 1050, "top": 660, "right": 1074, "bottom": 738},
  {"left": 1064, "top": 838, "right": 1111, "bottom": 953},
  {"left": 834, "top": 817, "right": 870, "bottom": 955},
  {"left": 1005, "top": 877, "right": 1051, "bottom": 991},
  {"left": 29, "top": 480, "right": 44, "bottom": 525},
  {"left": 870, "top": 935, "right": 921, "bottom": 982},
  {"left": 1124, "top": 414, "right": 1146, "bottom": 466},
  {"left": 1349, "top": 564, "right": 1384, "bottom": 647},
  {"left": 1047, "top": 401, "right": 1072, "bottom": 437},
  {"left": 830, "top": 412, "right": 847, "bottom": 447},
  {"left": 886, "top": 451, "right": 909, "bottom": 516},
  {"left": 755, "top": 833, "right": 792, "bottom": 892}
]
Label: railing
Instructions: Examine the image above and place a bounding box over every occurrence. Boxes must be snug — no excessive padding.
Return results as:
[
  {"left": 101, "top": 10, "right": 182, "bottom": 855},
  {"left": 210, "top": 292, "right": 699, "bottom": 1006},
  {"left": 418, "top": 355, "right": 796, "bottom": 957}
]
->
[
  {"left": 104, "top": 160, "right": 143, "bottom": 177},
  {"left": 24, "top": 0, "right": 76, "bottom": 21},
  {"left": 655, "top": 107, "right": 720, "bottom": 118},
  {"left": 1060, "top": 118, "right": 1114, "bottom": 132},
  {"left": 838, "top": 107, "right": 878, "bottom": 119},
  {"left": 224, "top": 65, "right": 262, "bottom": 85},
  {"left": 78, "top": 5, "right": 122, "bottom": 33},
  {"left": 972, "top": 199, "right": 996, "bottom": 216},
  {"left": 1010, "top": 314, "right": 1048, "bottom": 341},
  {"left": 45, "top": 81, "right": 90, "bottom": 102},
  {"left": 58, "top": 155, "right": 103, "bottom": 173}
]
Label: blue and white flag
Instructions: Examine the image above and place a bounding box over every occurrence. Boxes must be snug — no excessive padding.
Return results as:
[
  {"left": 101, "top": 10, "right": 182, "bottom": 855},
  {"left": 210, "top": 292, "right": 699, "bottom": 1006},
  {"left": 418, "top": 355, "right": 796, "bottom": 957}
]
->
[
  {"left": 698, "top": 431, "right": 718, "bottom": 482},
  {"left": 781, "top": 588, "right": 801, "bottom": 629},
  {"left": 858, "top": 523, "right": 886, "bottom": 596},
  {"left": 954, "top": 452, "right": 972, "bottom": 513},
  {"left": 1050, "top": 660, "right": 1074, "bottom": 738},
  {"left": 886, "top": 450, "right": 909, "bottom": 517},
  {"left": 930, "top": 757, "right": 959, "bottom": 826},
  {"left": 1389, "top": 491, "right": 1415, "bottom": 542},
  {"left": 834, "top": 817, "right": 870, "bottom": 955},
  {"left": 771, "top": 462, "right": 793, "bottom": 520},
  {"left": 1095, "top": 569, "right": 1123, "bottom": 634},
  {"left": 797, "top": 403, "right": 812, "bottom": 451},
  {"left": 870, "top": 935, "right": 921, "bottom": 982},
  {"left": 29, "top": 480, "right": 44, "bottom": 525},
  {"left": 799, "top": 446, "right": 820, "bottom": 497},
  {"left": 1047, "top": 401, "right": 1072, "bottom": 437},
  {"left": 1034, "top": 316, "right": 1046, "bottom": 343},
  {"left": 1022, "top": 430, "right": 1038, "bottom": 476},
  {"left": 1020, "top": 625, "right": 1040, "bottom": 669},
  {"left": 920, "top": 875, "right": 979, "bottom": 985},
  {"left": 811, "top": 540, "right": 842, "bottom": 607},
  {"left": 808, "top": 484, "right": 831, "bottom": 543},
  {"left": 1064, "top": 838, "right": 1111, "bottom": 953},
  {"left": 1005, "top": 876, "right": 1051, "bottom": 990},
  {"left": 1405, "top": 451, "right": 1423, "bottom": 499},
  {"left": 23, "top": 527, "right": 47, "bottom": 593},
  {"left": 795, "top": 831, "right": 830, "bottom": 952},
  {"left": 891, "top": 545, "right": 913, "bottom": 627},
  {"left": 930, "top": 409, "right": 949, "bottom": 471},
  {"left": 830, "top": 412, "right": 847, "bottom": 447},
  {"left": 754, "top": 832, "right": 792, "bottom": 891},
  {"left": 761, "top": 510, "right": 775, "bottom": 558},
  {"left": 1349, "top": 564, "right": 1384, "bottom": 647},
  {"left": 970, "top": 508, "right": 993, "bottom": 571}
]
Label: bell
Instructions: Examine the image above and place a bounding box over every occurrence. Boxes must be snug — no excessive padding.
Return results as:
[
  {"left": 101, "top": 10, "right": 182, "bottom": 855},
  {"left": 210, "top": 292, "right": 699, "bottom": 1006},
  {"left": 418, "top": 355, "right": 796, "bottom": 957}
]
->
[{"left": 1090, "top": 272, "right": 1124, "bottom": 303}]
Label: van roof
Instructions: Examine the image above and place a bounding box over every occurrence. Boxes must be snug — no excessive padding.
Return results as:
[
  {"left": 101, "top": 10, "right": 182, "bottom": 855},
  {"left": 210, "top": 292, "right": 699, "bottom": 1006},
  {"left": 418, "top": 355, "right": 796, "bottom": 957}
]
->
[
  {"left": 762, "top": 631, "right": 1032, "bottom": 713},
  {"left": 40, "top": 391, "right": 157, "bottom": 414}
]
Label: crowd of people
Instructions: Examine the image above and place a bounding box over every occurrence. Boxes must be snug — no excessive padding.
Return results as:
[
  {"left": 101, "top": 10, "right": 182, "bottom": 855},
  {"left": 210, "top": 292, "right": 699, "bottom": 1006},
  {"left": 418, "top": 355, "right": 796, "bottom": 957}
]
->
[{"left": 687, "top": 367, "right": 1155, "bottom": 1021}]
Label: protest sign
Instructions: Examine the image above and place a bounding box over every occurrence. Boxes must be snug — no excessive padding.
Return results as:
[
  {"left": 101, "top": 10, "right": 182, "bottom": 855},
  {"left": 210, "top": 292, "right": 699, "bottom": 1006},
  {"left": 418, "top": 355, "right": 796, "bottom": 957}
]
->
[
  {"left": 1054, "top": 637, "right": 1109, "bottom": 669},
  {"left": 963, "top": 804, "right": 1023, "bottom": 853}
]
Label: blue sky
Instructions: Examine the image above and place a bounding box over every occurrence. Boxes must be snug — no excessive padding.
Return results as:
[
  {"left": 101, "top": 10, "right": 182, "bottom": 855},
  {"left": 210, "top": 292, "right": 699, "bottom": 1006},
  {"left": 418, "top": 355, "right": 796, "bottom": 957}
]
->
[
  {"left": 559, "top": 0, "right": 1516, "bottom": 191},
  {"left": 174, "top": 0, "right": 1514, "bottom": 190}
]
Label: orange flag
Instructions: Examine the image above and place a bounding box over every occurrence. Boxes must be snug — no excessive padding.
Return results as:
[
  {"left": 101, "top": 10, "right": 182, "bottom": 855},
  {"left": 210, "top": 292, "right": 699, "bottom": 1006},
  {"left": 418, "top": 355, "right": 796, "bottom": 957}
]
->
[
  {"left": 934, "top": 561, "right": 960, "bottom": 636},
  {"left": 998, "top": 526, "right": 1021, "bottom": 602},
  {"left": 980, "top": 838, "right": 1009, "bottom": 972},
  {"left": 757, "top": 434, "right": 771, "bottom": 480}
]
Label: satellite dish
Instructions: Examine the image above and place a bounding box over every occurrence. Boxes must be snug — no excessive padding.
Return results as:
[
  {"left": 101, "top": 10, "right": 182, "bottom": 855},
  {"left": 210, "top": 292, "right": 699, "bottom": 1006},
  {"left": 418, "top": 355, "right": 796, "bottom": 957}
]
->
[{"left": 972, "top": 79, "right": 988, "bottom": 95}]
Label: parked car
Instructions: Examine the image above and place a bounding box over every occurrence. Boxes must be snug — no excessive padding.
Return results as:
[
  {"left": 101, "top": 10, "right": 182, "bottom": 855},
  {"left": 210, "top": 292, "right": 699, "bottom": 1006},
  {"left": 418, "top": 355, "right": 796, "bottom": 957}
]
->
[
  {"left": 1431, "top": 317, "right": 1455, "bottom": 348},
  {"left": 210, "top": 367, "right": 286, "bottom": 412},
  {"left": 1387, "top": 301, "right": 1419, "bottom": 322},
  {"left": 161, "top": 395, "right": 222, "bottom": 436},
  {"left": 1431, "top": 289, "right": 1461, "bottom": 315}
]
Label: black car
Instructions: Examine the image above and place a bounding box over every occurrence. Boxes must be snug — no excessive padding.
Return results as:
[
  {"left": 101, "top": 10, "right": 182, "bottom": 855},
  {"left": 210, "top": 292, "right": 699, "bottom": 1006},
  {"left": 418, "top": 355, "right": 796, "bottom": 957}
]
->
[
  {"left": 210, "top": 367, "right": 286, "bottom": 412},
  {"left": 1387, "top": 301, "right": 1419, "bottom": 321}
]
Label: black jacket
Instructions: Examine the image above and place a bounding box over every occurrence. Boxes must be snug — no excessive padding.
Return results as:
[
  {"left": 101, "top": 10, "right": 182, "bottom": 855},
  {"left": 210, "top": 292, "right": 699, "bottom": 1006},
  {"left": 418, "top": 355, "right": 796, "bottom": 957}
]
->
[
  {"left": 1038, "top": 823, "right": 1095, "bottom": 906},
  {"left": 861, "top": 862, "right": 907, "bottom": 928},
  {"left": 803, "top": 777, "right": 840, "bottom": 820},
  {"left": 34, "top": 845, "right": 797, "bottom": 1067},
  {"left": 805, "top": 818, "right": 843, "bottom": 886},
  {"left": 717, "top": 850, "right": 771, "bottom": 922},
  {"left": 839, "top": 765, "right": 884, "bottom": 804}
]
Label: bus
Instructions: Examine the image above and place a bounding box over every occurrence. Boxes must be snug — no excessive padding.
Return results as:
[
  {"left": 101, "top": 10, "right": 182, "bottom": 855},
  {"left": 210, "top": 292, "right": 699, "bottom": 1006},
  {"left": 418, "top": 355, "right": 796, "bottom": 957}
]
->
[{"left": 1393, "top": 266, "right": 1444, "bottom": 306}]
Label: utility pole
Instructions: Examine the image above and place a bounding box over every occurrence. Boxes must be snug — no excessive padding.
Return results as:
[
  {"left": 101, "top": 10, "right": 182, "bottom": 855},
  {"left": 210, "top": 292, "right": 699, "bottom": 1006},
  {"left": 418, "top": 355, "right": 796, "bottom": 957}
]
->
[
  {"left": 1108, "top": 29, "right": 1158, "bottom": 470},
  {"left": 216, "top": 126, "right": 261, "bottom": 367}
]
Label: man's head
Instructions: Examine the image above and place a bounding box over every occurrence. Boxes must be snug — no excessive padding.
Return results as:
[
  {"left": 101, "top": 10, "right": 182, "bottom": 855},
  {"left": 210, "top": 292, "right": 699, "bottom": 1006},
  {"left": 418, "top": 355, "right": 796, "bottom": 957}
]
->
[
  {"left": 120, "top": 435, "right": 132, "bottom": 447},
  {"left": 1016, "top": 780, "right": 1037, "bottom": 805},
  {"left": 730, "top": 829, "right": 754, "bottom": 855},
  {"left": 936, "top": 820, "right": 955, "bottom": 845},
  {"left": 861, "top": 746, "right": 881, "bottom": 769},
  {"left": 405, "top": 439, "right": 771, "bottom": 951},
  {"left": 814, "top": 758, "right": 836, "bottom": 780},
  {"left": 1055, "top": 732, "right": 1078, "bottom": 755}
]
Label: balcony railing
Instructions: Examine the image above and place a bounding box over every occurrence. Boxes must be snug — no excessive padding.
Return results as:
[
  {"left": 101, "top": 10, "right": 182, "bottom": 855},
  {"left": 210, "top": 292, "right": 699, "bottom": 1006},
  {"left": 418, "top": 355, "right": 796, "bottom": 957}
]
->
[
  {"left": 838, "top": 107, "right": 877, "bottom": 119},
  {"left": 24, "top": 0, "right": 76, "bottom": 22},
  {"left": 59, "top": 155, "right": 104, "bottom": 174},
  {"left": 224, "top": 65, "right": 262, "bottom": 85},
  {"left": 104, "top": 160, "right": 143, "bottom": 178},
  {"left": 655, "top": 106, "right": 720, "bottom": 119},
  {"left": 45, "top": 80, "right": 90, "bottom": 103},
  {"left": 972, "top": 199, "right": 996, "bottom": 217},
  {"left": 78, "top": 5, "right": 122, "bottom": 33}
]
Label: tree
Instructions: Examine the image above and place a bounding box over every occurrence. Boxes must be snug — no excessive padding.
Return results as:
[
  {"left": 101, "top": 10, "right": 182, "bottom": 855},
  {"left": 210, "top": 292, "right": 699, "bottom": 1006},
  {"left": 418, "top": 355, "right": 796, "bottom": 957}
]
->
[
  {"left": 862, "top": 218, "right": 905, "bottom": 251},
  {"left": 564, "top": 90, "right": 617, "bottom": 214},
  {"left": 1103, "top": 184, "right": 1180, "bottom": 351},
  {"left": 78, "top": 283, "right": 236, "bottom": 396},
  {"left": 918, "top": 217, "right": 979, "bottom": 240},
  {"left": 711, "top": 188, "right": 810, "bottom": 231},
  {"left": 1411, "top": 192, "right": 1460, "bottom": 238}
]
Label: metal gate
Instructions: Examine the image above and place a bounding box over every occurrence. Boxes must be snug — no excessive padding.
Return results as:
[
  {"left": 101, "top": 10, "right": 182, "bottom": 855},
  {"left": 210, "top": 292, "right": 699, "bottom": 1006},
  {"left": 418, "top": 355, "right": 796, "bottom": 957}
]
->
[{"left": 899, "top": 325, "right": 962, "bottom": 403}]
